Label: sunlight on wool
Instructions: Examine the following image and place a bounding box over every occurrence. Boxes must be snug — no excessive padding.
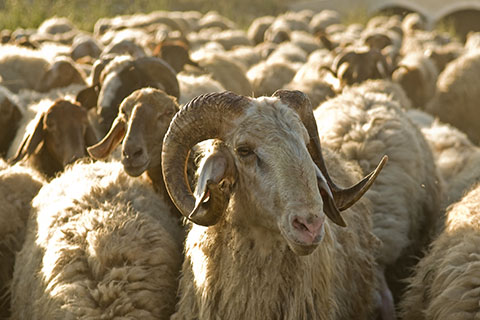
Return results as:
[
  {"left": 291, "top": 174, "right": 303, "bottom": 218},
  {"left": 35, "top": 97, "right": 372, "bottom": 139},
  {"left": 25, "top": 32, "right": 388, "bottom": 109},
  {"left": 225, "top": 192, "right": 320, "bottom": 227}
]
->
[{"left": 187, "top": 225, "right": 210, "bottom": 289}]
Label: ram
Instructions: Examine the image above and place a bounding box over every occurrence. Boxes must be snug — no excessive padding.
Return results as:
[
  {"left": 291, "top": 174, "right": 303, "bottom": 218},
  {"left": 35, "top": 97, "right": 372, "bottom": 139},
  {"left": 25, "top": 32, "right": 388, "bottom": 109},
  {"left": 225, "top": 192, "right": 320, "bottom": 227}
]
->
[{"left": 161, "top": 90, "right": 388, "bottom": 319}]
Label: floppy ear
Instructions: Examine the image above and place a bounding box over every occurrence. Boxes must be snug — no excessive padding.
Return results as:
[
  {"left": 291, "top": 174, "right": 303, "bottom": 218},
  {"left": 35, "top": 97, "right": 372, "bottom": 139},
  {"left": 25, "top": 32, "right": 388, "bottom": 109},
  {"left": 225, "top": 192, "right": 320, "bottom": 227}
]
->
[
  {"left": 9, "top": 114, "right": 45, "bottom": 164},
  {"left": 189, "top": 145, "right": 237, "bottom": 225},
  {"left": 87, "top": 116, "right": 126, "bottom": 159}
]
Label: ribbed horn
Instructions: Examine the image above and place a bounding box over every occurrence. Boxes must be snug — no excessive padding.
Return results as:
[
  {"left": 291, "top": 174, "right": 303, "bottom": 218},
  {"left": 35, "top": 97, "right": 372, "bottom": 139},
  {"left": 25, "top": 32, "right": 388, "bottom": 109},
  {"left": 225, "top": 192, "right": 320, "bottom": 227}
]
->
[{"left": 162, "top": 91, "right": 251, "bottom": 226}]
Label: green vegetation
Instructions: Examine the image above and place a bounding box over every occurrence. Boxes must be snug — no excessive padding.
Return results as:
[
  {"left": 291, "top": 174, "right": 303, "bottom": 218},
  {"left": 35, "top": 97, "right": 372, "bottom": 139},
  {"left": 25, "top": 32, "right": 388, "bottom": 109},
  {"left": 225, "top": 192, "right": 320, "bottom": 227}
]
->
[{"left": 0, "top": 0, "right": 290, "bottom": 32}]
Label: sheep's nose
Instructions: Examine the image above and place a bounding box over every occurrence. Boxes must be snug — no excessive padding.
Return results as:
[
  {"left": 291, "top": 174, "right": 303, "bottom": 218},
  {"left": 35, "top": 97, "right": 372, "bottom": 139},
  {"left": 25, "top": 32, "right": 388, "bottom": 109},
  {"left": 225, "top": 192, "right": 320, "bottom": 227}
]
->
[{"left": 291, "top": 215, "right": 325, "bottom": 244}]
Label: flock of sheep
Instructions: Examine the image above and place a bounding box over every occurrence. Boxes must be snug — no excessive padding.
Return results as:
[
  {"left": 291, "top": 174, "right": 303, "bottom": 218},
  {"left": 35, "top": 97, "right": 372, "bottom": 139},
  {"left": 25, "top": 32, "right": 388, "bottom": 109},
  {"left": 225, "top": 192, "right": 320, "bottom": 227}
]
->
[{"left": 0, "top": 6, "right": 479, "bottom": 320}]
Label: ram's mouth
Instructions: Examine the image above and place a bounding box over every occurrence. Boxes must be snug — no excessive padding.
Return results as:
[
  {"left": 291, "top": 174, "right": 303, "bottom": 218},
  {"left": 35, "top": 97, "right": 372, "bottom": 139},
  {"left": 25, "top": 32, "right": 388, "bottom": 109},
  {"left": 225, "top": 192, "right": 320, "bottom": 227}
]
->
[
  {"left": 280, "top": 223, "right": 325, "bottom": 256},
  {"left": 122, "top": 159, "right": 150, "bottom": 177}
]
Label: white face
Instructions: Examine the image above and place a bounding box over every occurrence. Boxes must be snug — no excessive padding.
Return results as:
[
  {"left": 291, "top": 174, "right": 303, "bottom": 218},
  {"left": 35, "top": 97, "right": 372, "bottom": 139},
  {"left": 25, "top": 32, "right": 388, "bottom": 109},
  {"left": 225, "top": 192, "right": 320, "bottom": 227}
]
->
[{"left": 226, "top": 98, "right": 326, "bottom": 255}]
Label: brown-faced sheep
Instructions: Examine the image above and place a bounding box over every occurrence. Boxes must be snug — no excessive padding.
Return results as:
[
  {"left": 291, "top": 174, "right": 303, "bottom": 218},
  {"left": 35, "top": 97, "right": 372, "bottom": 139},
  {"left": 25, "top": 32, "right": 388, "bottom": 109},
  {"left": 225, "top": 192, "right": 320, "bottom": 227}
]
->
[
  {"left": 399, "top": 182, "right": 480, "bottom": 320},
  {"left": 9, "top": 99, "right": 98, "bottom": 178},
  {"left": 87, "top": 88, "right": 182, "bottom": 217},
  {"left": 161, "top": 90, "right": 388, "bottom": 319}
]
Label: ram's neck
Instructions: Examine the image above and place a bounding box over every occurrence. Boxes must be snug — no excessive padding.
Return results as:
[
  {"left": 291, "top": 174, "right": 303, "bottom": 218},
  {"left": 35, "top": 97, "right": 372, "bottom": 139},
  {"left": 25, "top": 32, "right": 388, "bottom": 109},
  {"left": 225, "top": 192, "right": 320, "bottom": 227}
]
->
[{"left": 177, "top": 207, "right": 335, "bottom": 320}]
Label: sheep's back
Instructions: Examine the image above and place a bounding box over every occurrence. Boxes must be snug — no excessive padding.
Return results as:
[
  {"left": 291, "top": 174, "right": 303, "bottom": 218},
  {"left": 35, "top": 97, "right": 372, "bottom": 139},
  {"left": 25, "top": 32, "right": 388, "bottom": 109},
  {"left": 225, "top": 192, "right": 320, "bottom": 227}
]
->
[{"left": 11, "top": 161, "right": 183, "bottom": 319}]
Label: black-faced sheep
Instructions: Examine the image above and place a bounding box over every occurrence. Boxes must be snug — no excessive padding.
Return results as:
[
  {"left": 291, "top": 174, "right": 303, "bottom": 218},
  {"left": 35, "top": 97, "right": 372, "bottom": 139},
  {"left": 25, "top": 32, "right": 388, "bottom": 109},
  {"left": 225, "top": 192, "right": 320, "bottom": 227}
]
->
[{"left": 161, "top": 90, "right": 388, "bottom": 319}]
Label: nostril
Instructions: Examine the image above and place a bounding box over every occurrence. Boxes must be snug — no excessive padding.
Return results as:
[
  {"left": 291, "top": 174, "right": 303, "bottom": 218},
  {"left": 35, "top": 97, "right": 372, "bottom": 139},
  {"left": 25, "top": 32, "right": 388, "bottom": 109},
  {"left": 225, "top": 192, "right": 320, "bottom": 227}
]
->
[
  {"left": 133, "top": 149, "right": 143, "bottom": 158},
  {"left": 292, "top": 218, "right": 309, "bottom": 233}
]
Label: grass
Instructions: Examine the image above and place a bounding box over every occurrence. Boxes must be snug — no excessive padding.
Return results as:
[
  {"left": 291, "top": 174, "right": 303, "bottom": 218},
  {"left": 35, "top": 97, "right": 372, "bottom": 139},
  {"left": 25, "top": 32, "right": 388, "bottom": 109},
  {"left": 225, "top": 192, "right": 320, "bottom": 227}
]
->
[{"left": 0, "top": 0, "right": 290, "bottom": 32}]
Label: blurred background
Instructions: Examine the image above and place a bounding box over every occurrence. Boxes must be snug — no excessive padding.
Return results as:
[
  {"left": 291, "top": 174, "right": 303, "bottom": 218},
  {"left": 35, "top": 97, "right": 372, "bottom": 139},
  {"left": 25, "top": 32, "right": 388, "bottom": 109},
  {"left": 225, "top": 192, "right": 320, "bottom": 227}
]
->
[{"left": 1, "top": 0, "right": 480, "bottom": 40}]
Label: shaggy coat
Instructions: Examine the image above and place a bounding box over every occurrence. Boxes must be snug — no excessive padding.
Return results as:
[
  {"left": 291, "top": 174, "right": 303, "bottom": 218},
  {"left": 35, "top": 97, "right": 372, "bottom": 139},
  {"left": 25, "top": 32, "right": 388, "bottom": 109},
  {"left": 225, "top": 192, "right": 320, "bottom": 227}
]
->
[
  {"left": 315, "top": 89, "right": 443, "bottom": 302},
  {"left": 0, "top": 159, "right": 44, "bottom": 318},
  {"left": 400, "top": 183, "right": 480, "bottom": 320},
  {"left": 10, "top": 161, "right": 184, "bottom": 319}
]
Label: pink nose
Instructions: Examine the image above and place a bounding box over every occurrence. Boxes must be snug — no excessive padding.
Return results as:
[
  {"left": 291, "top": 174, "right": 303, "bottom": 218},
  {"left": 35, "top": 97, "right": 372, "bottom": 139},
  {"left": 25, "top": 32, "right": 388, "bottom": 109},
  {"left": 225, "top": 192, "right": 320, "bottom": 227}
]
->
[{"left": 292, "top": 215, "right": 324, "bottom": 244}]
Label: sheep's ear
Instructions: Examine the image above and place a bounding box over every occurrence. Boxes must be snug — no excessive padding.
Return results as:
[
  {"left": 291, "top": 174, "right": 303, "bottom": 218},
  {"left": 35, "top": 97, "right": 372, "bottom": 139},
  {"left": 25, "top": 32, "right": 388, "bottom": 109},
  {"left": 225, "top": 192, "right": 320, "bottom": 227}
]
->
[
  {"left": 87, "top": 116, "right": 126, "bottom": 159},
  {"left": 9, "top": 114, "right": 45, "bottom": 164},
  {"left": 190, "top": 147, "right": 237, "bottom": 226},
  {"left": 76, "top": 85, "right": 99, "bottom": 110}
]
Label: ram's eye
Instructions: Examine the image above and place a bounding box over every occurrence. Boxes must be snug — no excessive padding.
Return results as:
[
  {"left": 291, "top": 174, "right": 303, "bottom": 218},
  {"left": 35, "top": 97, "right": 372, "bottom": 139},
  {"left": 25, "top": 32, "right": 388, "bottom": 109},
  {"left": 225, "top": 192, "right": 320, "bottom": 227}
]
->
[{"left": 235, "top": 145, "right": 254, "bottom": 157}]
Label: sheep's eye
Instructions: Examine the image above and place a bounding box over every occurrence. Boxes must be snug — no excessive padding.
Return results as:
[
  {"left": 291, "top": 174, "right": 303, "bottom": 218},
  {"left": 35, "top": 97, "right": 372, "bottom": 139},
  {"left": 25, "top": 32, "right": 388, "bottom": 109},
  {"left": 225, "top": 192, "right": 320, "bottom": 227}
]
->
[{"left": 235, "top": 145, "right": 254, "bottom": 157}]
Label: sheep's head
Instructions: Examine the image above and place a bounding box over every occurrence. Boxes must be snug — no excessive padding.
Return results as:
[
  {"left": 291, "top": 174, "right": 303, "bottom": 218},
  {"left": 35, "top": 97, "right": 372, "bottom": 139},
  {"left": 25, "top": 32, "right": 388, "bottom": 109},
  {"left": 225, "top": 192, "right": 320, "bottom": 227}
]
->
[
  {"left": 162, "top": 90, "right": 387, "bottom": 255},
  {"left": 35, "top": 58, "right": 87, "bottom": 93},
  {"left": 325, "top": 47, "right": 392, "bottom": 86},
  {"left": 87, "top": 87, "right": 178, "bottom": 177},
  {"left": 10, "top": 99, "right": 98, "bottom": 175}
]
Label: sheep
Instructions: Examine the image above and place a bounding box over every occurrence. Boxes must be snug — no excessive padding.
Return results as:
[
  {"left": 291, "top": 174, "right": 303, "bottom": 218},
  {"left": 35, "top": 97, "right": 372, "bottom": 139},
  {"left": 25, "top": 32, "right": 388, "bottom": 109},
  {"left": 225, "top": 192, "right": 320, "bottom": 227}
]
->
[
  {"left": 399, "top": 182, "right": 480, "bottom": 320},
  {"left": 0, "top": 44, "right": 50, "bottom": 93},
  {"left": 192, "top": 52, "right": 252, "bottom": 96},
  {"left": 314, "top": 87, "right": 443, "bottom": 308},
  {"left": 323, "top": 46, "right": 392, "bottom": 87},
  {"left": 161, "top": 89, "right": 388, "bottom": 319},
  {"left": 177, "top": 73, "right": 225, "bottom": 106},
  {"left": 347, "top": 79, "right": 413, "bottom": 110},
  {"left": 247, "top": 16, "right": 275, "bottom": 45},
  {"left": 0, "top": 86, "right": 22, "bottom": 158},
  {"left": 391, "top": 52, "right": 438, "bottom": 109},
  {"left": 246, "top": 60, "right": 296, "bottom": 97},
  {"left": 86, "top": 88, "right": 183, "bottom": 218},
  {"left": 70, "top": 35, "right": 103, "bottom": 62},
  {"left": 10, "top": 159, "right": 184, "bottom": 319},
  {"left": 9, "top": 98, "right": 98, "bottom": 178},
  {"left": 210, "top": 29, "right": 252, "bottom": 51},
  {"left": 407, "top": 109, "right": 480, "bottom": 209},
  {"left": 309, "top": 10, "right": 341, "bottom": 34},
  {"left": 34, "top": 56, "right": 87, "bottom": 93},
  {"left": 81, "top": 55, "right": 180, "bottom": 135},
  {"left": 0, "top": 159, "right": 45, "bottom": 318},
  {"left": 426, "top": 50, "right": 480, "bottom": 144},
  {"left": 153, "top": 39, "right": 199, "bottom": 73},
  {"left": 226, "top": 45, "right": 263, "bottom": 71}
]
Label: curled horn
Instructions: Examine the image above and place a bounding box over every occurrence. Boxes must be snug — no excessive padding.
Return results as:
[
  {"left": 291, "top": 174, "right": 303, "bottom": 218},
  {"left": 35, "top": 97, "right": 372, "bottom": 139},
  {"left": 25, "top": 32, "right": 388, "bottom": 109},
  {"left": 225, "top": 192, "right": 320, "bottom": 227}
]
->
[
  {"left": 272, "top": 89, "right": 387, "bottom": 226},
  {"left": 162, "top": 91, "right": 251, "bottom": 226}
]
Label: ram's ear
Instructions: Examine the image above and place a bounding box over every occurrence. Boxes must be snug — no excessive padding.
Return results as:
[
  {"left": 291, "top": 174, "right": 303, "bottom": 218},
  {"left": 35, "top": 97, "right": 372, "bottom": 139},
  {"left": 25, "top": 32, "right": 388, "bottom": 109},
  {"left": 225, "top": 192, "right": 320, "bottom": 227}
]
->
[
  {"left": 189, "top": 144, "right": 237, "bottom": 226},
  {"left": 9, "top": 114, "right": 45, "bottom": 164}
]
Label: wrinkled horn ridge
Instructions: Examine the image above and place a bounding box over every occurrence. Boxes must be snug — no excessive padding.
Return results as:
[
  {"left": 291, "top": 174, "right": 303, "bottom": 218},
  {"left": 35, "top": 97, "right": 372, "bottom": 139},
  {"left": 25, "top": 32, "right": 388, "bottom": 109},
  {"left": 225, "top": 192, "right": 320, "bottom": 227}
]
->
[{"left": 162, "top": 91, "right": 251, "bottom": 226}]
